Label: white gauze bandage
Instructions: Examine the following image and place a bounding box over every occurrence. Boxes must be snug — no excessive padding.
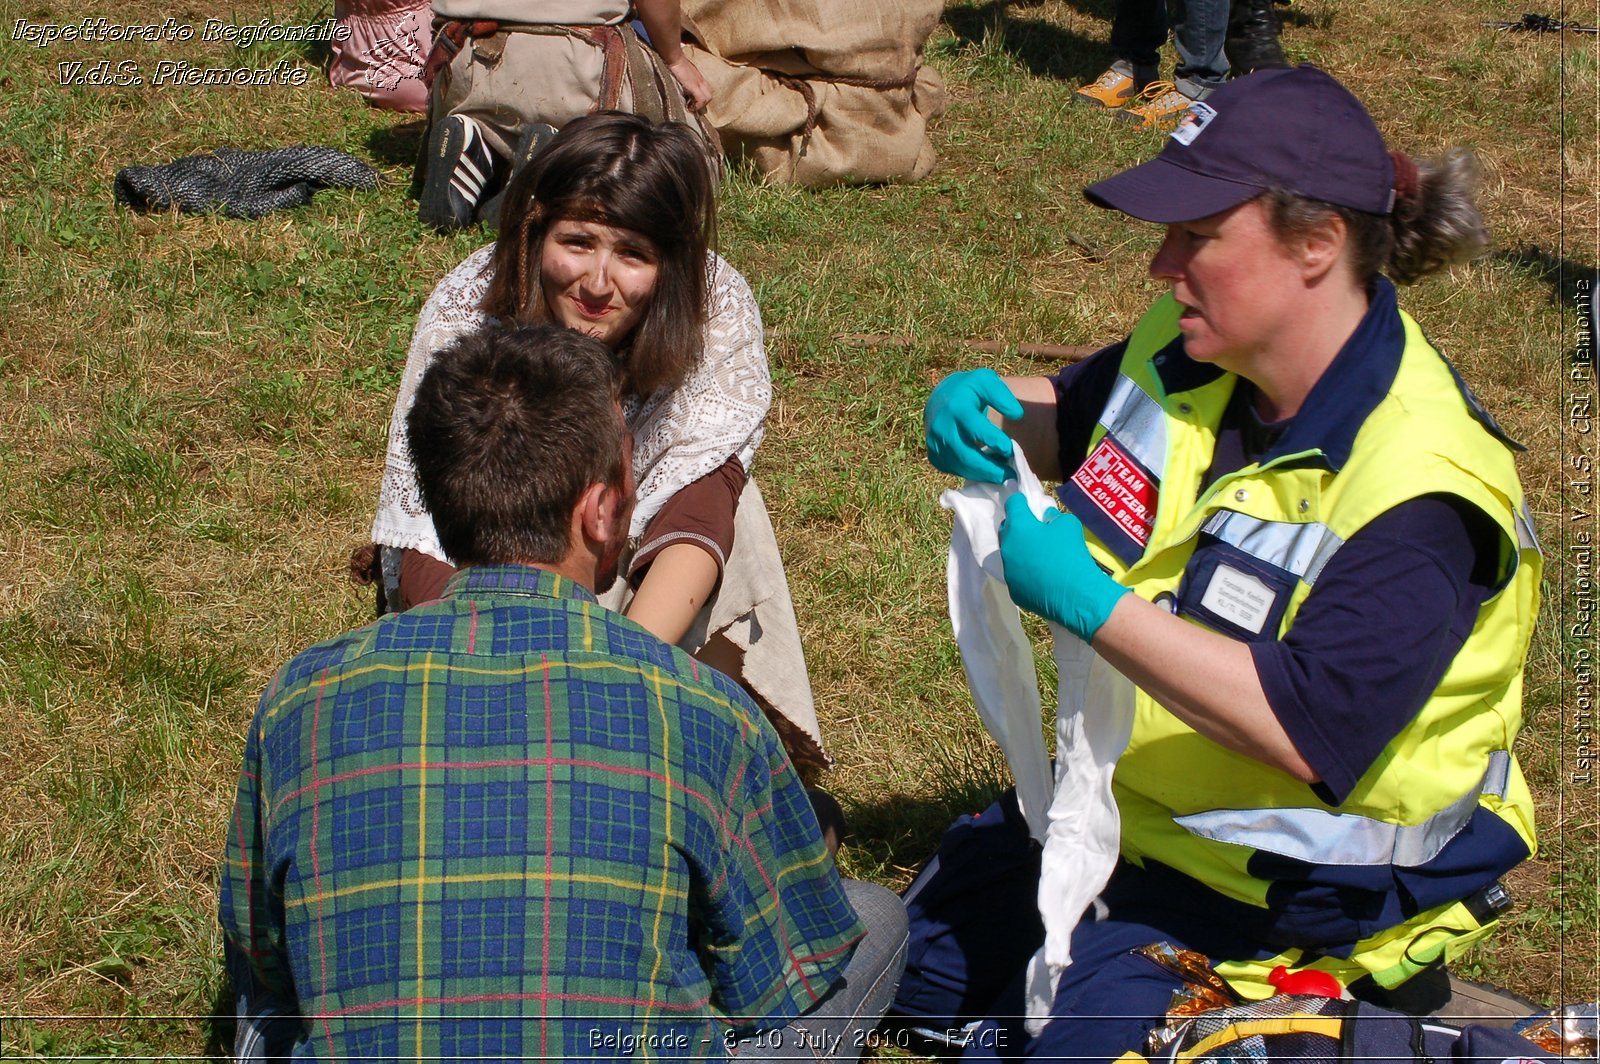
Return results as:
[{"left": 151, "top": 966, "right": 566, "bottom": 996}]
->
[{"left": 941, "top": 448, "right": 1138, "bottom": 1034}]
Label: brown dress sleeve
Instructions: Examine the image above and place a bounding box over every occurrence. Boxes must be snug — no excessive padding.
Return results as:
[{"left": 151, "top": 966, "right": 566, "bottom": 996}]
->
[
  {"left": 399, "top": 548, "right": 458, "bottom": 610},
  {"left": 627, "top": 455, "right": 747, "bottom": 589}
]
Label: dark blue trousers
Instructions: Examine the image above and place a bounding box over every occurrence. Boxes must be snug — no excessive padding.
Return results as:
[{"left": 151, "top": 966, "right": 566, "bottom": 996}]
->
[{"left": 893, "top": 793, "right": 1267, "bottom": 1064}]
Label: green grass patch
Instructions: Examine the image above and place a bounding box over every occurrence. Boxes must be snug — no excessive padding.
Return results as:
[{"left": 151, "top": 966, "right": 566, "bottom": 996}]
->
[{"left": 0, "top": 0, "right": 1592, "bottom": 1056}]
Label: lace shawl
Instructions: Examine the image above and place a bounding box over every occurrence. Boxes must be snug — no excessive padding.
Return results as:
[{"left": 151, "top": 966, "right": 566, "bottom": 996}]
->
[{"left": 371, "top": 245, "right": 771, "bottom": 561}]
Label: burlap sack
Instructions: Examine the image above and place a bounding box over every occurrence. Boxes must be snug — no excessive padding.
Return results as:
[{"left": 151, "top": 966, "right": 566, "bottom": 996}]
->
[
  {"left": 689, "top": 47, "right": 942, "bottom": 186},
  {"left": 682, "top": 0, "right": 946, "bottom": 186},
  {"left": 684, "top": 0, "right": 943, "bottom": 80}
]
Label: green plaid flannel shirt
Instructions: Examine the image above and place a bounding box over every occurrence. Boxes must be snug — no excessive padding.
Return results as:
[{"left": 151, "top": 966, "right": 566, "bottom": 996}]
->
[{"left": 220, "top": 564, "right": 863, "bottom": 1061}]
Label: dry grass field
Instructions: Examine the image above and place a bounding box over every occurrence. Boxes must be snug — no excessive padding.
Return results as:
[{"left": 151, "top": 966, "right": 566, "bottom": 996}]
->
[{"left": 0, "top": 0, "right": 1595, "bottom": 1056}]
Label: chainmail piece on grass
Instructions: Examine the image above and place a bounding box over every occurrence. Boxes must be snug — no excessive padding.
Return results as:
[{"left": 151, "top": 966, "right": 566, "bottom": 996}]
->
[{"left": 113, "top": 145, "right": 380, "bottom": 219}]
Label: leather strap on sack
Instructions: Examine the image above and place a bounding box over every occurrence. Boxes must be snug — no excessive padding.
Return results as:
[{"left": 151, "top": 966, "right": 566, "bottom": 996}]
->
[{"left": 773, "top": 68, "right": 921, "bottom": 139}]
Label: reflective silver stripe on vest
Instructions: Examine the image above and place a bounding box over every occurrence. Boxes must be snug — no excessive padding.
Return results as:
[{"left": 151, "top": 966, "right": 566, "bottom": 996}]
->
[
  {"left": 1481, "top": 747, "right": 1511, "bottom": 799},
  {"left": 1200, "top": 511, "right": 1345, "bottom": 587},
  {"left": 1101, "top": 375, "right": 1167, "bottom": 476},
  {"left": 1514, "top": 501, "right": 1541, "bottom": 555},
  {"left": 1173, "top": 751, "right": 1513, "bottom": 868}
]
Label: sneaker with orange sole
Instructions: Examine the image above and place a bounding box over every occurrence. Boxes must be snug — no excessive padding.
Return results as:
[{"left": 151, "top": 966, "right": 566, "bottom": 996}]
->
[
  {"left": 1075, "top": 60, "right": 1154, "bottom": 108},
  {"left": 1116, "top": 81, "right": 1199, "bottom": 128}
]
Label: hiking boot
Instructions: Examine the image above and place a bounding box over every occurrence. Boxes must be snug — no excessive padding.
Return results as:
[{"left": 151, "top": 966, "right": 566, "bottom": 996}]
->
[
  {"left": 417, "top": 114, "right": 499, "bottom": 233},
  {"left": 1227, "top": 0, "right": 1288, "bottom": 74},
  {"left": 1116, "top": 81, "right": 1197, "bottom": 128},
  {"left": 1075, "top": 60, "right": 1157, "bottom": 108}
]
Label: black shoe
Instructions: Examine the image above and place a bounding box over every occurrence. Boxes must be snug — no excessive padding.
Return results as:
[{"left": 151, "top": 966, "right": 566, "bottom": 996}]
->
[
  {"left": 1227, "top": 0, "right": 1288, "bottom": 74},
  {"left": 417, "top": 114, "right": 498, "bottom": 233},
  {"left": 475, "top": 122, "right": 557, "bottom": 229}
]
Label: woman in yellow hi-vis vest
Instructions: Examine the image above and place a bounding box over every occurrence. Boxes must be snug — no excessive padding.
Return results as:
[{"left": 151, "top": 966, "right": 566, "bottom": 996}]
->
[{"left": 906, "top": 65, "right": 1542, "bottom": 1061}]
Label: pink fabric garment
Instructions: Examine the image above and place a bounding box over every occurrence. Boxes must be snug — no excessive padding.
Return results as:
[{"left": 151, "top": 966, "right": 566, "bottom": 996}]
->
[{"left": 331, "top": 0, "right": 432, "bottom": 112}]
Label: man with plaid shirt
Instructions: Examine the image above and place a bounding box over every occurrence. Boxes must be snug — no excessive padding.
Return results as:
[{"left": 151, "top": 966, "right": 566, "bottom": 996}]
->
[{"left": 220, "top": 322, "right": 906, "bottom": 1061}]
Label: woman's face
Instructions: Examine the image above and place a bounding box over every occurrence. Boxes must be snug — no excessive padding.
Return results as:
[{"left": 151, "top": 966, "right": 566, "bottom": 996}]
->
[
  {"left": 539, "top": 218, "right": 661, "bottom": 349},
  {"left": 1147, "top": 198, "right": 1309, "bottom": 373}
]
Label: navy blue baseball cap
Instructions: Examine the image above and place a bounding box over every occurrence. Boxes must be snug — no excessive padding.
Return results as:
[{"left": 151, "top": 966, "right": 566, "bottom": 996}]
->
[{"left": 1084, "top": 65, "right": 1396, "bottom": 223}]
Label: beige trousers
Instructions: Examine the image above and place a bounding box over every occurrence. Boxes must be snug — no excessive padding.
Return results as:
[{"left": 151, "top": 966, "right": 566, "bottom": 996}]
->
[
  {"left": 431, "top": 23, "right": 716, "bottom": 162},
  {"left": 435, "top": 30, "right": 631, "bottom": 158}
]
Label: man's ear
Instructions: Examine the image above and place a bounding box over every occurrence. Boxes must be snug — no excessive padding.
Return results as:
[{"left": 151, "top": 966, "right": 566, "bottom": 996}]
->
[{"left": 578, "top": 481, "right": 626, "bottom": 546}]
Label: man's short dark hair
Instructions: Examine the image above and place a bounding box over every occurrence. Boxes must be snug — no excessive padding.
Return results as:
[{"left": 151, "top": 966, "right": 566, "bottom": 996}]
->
[{"left": 406, "top": 323, "right": 624, "bottom": 566}]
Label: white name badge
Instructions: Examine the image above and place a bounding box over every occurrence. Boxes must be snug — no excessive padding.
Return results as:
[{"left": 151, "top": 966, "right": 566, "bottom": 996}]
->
[
  {"left": 1169, "top": 101, "right": 1218, "bottom": 145},
  {"left": 1200, "top": 563, "right": 1277, "bottom": 635}
]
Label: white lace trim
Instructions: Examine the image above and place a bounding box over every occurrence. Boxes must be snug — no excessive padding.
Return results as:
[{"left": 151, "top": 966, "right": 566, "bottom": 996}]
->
[{"left": 371, "top": 246, "right": 771, "bottom": 562}]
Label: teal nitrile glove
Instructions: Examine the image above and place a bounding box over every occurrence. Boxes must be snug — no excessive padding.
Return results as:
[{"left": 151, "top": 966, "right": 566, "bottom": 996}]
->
[
  {"left": 999, "top": 494, "right": 1131, "bottom": 643},
  {"left": 924, "top": 368, "right": 1025, "bottom": 484}
]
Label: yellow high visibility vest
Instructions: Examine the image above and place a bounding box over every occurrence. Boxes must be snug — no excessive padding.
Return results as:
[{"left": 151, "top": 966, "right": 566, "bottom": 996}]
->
[{"left": 1069, "top": 292, "right": 1542, "bottom": 993}]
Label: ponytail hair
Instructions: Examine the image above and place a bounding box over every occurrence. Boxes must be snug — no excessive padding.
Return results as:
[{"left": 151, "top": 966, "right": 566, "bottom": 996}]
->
[{"left": 1265, "top": 148, "right": 1489, "bottom": 285}]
